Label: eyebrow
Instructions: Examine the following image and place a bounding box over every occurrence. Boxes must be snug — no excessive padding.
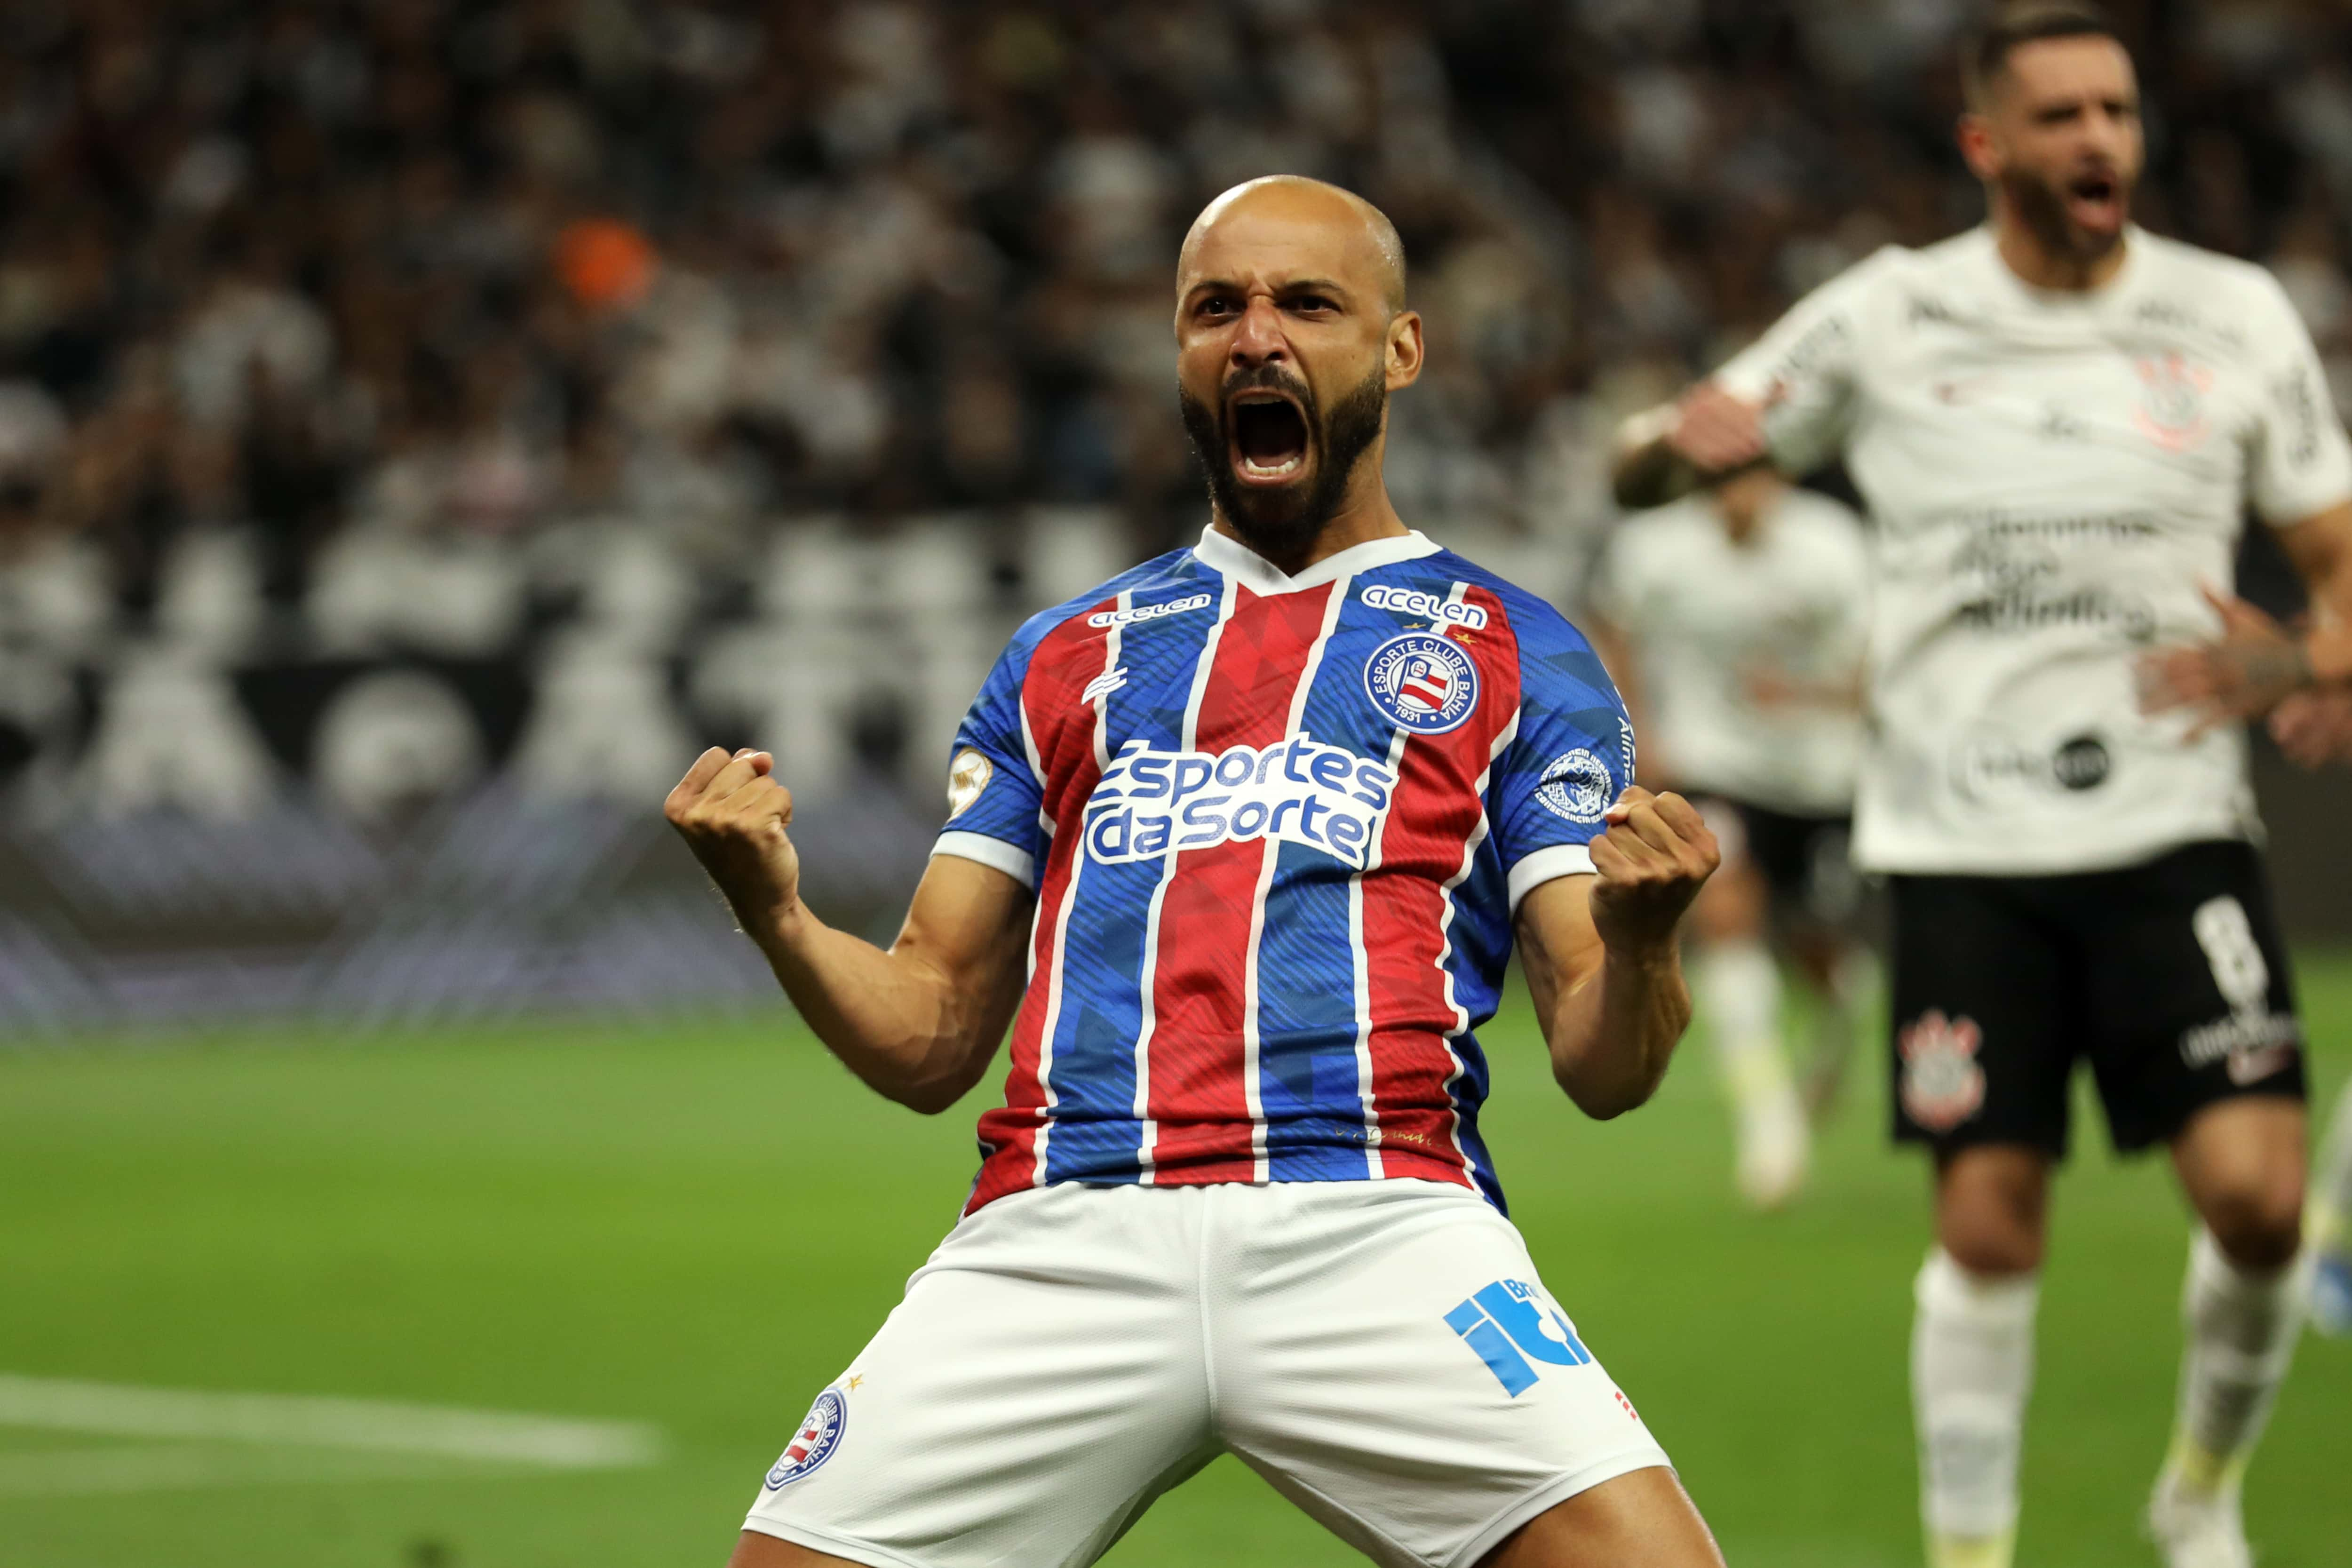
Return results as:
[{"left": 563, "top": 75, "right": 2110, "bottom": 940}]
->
[{"left": 1183, "top": 277, "right": 1356, "bottom": 303}]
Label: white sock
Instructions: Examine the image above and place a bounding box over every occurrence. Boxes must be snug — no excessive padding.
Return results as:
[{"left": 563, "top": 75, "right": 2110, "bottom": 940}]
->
[
  {"left": 2313, "top": 1086, "right": 2352, "bottom": 1251},
  {"left": 1697, "top": 940, "right": 1791, "bottom": 1107},
  {"left": 1695, "top": 942, "right": 1804, "bottom": 1200},
  {"left": 1913, "top": 1249, "right": 2038, "bottom": 1546},
  {"left": 2168, "top": 1227, "right": 2304, "bottom": 1495}
]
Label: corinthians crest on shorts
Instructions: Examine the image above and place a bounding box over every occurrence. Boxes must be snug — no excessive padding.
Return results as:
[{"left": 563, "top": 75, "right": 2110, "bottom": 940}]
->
[{"left": 1899, "top": 1010, "right": 1986, "bottom": 1132}]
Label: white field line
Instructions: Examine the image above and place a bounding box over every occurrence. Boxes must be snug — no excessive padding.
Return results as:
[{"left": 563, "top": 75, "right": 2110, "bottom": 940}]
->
[
  {"left": 0, "top": 1443, "right": 472, "bottom": 1498},
  {"left": 0, "top": 1374, "right": 665, "bottom": 1470}
]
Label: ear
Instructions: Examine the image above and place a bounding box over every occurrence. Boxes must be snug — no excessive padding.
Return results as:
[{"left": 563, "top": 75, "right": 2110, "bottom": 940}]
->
[
  {"left": 1956, "top": 111, "right": 2001, "bottom": 183},
  {"left": 1386, "top": 310, "right": 1424, "bottom": 391}
]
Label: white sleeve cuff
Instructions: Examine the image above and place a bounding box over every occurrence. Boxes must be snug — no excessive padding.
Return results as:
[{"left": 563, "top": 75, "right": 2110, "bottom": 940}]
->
[
  {"left": 933, "top": 830, "right": 1036, "bottom": 890},
  {"left": 1506, "top": 844, "right": 1596, "bottom": 911}
]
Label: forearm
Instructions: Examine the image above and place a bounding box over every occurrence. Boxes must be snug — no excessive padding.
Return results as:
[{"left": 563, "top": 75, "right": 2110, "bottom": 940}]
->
[
  {"left": 2314, "top": 625, "right": 2352, "bottom": 685},
  {"left": 747, "top": 903, "right": 998, "bottom": 1114},
  {"left": 1546, "top": 944, "right": 1692, "bottom": 1120},
  {"left": 1610, "top": 405, "right": 1688, "bottom": 510}
]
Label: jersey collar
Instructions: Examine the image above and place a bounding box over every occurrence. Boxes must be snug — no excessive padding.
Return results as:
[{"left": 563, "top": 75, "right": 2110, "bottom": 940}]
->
[{"left": 1192, "top": 523, "right": 1440, "bottom": 595}]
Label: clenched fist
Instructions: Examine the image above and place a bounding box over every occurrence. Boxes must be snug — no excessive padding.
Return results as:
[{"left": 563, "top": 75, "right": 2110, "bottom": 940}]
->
[
  {"left": 1589, "top": 786, "right": 1720, "bottom": 956},
  {"left": 1664, "top": 381, "right": 1772, "bottom": 476},
  {"left": 666, "top": 747, "right": 803, "bottom": 936}
]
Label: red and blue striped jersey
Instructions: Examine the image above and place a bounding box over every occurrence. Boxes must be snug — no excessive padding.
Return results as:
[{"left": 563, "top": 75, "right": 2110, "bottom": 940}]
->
[{"left": 935, "top": 527, "right": 1634, "bottom": 1216}]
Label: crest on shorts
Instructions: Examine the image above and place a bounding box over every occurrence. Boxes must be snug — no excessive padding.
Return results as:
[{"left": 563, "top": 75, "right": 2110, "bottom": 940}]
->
[
  {"left": 763, "top": 1387, "right": 848, "bottom": 1489},
  {"left": 2131, "top": 353, "right": 2212, "bottom": 451},
  {"left": 1364, "top": 633, "right": 1478, "bottom": 734},
  {"left": 1899, "top": 1011, "right": 1986, "bottom": 1132},
  {"left": 1535, "top": 749, "right": 1614, "bottom": 824}
]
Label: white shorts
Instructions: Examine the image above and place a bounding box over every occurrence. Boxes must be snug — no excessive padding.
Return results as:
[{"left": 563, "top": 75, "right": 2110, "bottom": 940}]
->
[{"left": 741, "top": 1179, "right": 1672, "bottom": 1568}]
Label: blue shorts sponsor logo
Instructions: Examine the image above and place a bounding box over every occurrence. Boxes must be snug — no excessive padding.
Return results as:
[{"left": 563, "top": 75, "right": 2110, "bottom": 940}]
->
[
  {"left": 1365, "top": 633, "right": 1478, "bottom": 734},
  {"left": 763, "top": 1387, "right": 848, "bottom": 1489},
  {"left": 1081, "top": 735, "right": 1397, "bottom": 870},
  {"left": 1445, "top": 1279, "right": 1592, "bottom": 1397}
]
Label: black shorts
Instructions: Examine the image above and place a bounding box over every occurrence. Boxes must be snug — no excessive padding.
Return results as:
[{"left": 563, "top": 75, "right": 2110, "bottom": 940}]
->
[
  {"left": 1888, "top": 840, "right": 2305, "bottom": 1158},
  {"left": 1692, "top": 795, "right": 1862, "bottom": 929}
]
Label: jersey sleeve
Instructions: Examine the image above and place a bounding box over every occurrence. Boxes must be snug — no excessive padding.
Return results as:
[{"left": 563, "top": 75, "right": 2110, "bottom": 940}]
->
[
  {"left": 2243, "top": 273, "right": 2352, "bottom": 526},
  {"left": 1713, "top": 249, "right": 1891, "bottom": 477},
  {"left": 1488, "top": 614, "right": 1638, "bottom": 913},
  {"left": 932, "top": 642, "right": 1046, "bottom": 890}
]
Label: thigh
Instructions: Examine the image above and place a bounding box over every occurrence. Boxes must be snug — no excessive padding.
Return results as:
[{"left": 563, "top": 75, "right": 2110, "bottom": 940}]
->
[
  {"left": 1888, "top": 875, "right": 2079, "bottom": 1157},
  {"left": 2079, "top": 842, "right": 2307, "bottom": 1154},
  {"left": 1481, "top": 1466, "right": 1725, "bottom": 1568},
  {"left": 740, "top": 1185, "right": 1215, "bottom": 1568},
  {"left": 1214, "top": 1182, "right": 1677, "bottom": 1568}
]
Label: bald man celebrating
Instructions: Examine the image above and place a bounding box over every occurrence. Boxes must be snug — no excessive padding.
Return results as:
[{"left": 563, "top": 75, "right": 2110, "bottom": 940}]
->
[{"left": 668, "top": 176, "right": 1725, "bottom": 1568}]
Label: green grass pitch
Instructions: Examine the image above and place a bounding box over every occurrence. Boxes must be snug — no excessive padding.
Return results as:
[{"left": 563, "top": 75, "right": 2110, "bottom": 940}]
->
[{"left": 2, "top": 958, "right": 2348, "bottom": 1568}]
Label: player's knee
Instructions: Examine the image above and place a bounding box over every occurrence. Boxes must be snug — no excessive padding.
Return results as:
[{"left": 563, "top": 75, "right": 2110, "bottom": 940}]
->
[
  {"left": 1934, "top": 1151, "right": 2049, "bottom": 1275},
  {"left": 1937, "top": 1220, "right": 2044, "bottom": 1277},
  {"left": 2200, "top": 1179, "right": 2306, "bottom": 1272}
]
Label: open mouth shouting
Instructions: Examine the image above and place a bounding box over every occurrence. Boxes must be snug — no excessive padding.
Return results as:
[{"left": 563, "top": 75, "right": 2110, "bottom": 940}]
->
[
  {"left": 2063, "top": 166, "right": 2124, "bottom": 236},
  {"left": 1228, "top": 388, "right": 1312, "bottom": 486}
]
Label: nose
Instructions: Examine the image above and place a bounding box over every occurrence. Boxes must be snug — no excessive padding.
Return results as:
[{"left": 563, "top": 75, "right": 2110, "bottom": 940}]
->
[{"left": 1229, "top": 295, "right": 1288, "bottom": 370}]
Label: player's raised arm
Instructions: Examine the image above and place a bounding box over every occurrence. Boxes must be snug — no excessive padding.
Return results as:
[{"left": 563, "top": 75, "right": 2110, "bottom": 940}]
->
[
  {"left": 1608, "top": 383, "right": 1770, "bottom": 512},
  {"left": 1513, "top": 786, "right": 1719, "bottom": 1119},
  {"left": 666, "top": 747, "right": 1031, "bottom": 1114}
]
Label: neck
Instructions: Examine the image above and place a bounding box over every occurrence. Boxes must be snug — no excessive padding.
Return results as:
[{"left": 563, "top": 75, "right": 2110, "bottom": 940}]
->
[
  {"left": 1212, "top": 477, "right": 1408, "bottom": 579},
  {"left": 1991, "top": 197, "right": 2128, "bottom": 292}
]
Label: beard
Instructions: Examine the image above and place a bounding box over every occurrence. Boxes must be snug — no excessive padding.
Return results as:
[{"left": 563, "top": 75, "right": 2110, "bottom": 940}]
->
[
  {"left": 1179, "top": 361, "right": 1388, "bottom": 561},
  {"left": 2003, "top": 163, "right": 2129, "bottom": 265}
]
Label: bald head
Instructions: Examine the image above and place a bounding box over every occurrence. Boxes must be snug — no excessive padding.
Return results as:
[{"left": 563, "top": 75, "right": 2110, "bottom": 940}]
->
[{"left": 1178, "top": 176, "right": 1407, "bottom": 314}]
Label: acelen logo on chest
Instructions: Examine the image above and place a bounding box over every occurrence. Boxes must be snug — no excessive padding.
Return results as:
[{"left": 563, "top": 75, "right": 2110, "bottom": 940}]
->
[{"left": 1081, "top": 735, "right": 1397, "bottom": 869}]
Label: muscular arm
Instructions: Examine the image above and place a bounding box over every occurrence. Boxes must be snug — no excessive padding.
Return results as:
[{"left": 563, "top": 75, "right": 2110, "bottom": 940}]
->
[
  {"left": 667, "top": 748, "right": 1031, "bottom": 1114},
  {"left": 1512, "top": 788, "right": 1719, "bottom": 1119},
  {"left": 1610, "top": 384, "right": 1774, "bottom": 512}
]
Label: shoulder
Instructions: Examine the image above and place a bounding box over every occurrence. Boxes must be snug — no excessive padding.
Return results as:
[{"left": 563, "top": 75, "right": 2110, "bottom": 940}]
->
[
  {"left": 2133, "top": 233, "right": 2308, "bottom": 341},
  {"left": 1425, "top": 547, "right": 1621, "bottom": 704},
  {"left": 1004, "top": 546, "right": 1204, "bottom": 666}
]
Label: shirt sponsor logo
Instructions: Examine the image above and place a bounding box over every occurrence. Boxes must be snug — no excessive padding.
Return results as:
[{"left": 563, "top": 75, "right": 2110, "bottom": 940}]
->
[
  {"left": 946, "top": 748, "right": 993, "bottom": 818},
  {"left": 1898, "top": 1010, "right": 1986, "bottom": 1132},
  {"left": 1360, "top": 582, "right": 1489, "bottom": 631},
  {"left": 1081, "top": 735, "right": 1396, "bottom": 869},
  {"left": 1088, "top": 594, "right": 1212, "bottom": 629},
  {"left": 1535, "top": 748, "right": 1615, "bottom": 824},
  {"left": 1364, "top": 632, "right": 1479, "bottom": 734},
  {"left": 764, "top": 1387, "right": 848, "bottom": 1489},
  {"left": 1953, "top": 732, "right": 2117, "bottom": 802}
]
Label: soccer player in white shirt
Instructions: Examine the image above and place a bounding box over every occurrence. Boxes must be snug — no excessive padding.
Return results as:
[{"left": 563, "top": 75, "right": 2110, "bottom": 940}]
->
[
  {"left": 1587, "top": 468, "right": 1876, "bottom": 1208},
  {"left": 1612, "top": 6, "right": 2352, "bottom": 1566}
]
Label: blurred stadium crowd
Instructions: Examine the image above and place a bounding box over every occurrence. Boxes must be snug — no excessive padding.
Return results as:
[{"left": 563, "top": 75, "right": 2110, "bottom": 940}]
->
[{"left": 3, "top": 0, "right": 2352, "bottom": 1024}]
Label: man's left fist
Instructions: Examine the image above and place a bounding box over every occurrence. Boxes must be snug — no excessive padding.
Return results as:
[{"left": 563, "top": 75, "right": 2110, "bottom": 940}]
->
[{"left": 1589, "top": 786, "right": 1720, "bottom": 957}]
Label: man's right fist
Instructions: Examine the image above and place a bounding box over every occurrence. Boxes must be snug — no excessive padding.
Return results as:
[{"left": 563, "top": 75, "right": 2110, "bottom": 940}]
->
[
  {"left": 665, "top": 746, "right": 803, "bottom": 933},
  {"left": 1666, "top": 381, "right": 1771, "bottom": 475}
]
